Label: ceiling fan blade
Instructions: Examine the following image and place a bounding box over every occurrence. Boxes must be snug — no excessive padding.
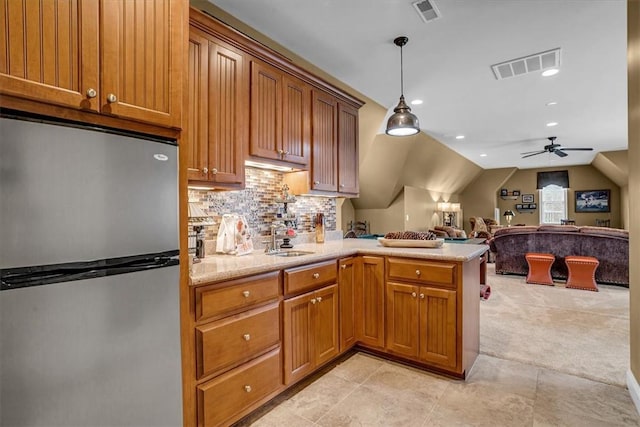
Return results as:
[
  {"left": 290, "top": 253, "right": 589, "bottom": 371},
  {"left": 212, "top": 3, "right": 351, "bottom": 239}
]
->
[
  {"left": 520, "top": 149, "right": 546, "bottom": 155},
  {"left": 521, "top": 151, "right": 546, "bottom": 158},
  {"left": 554, "top": 150, "right": 569, "bottom": 158},
  {"left": 558, "top": 147, "right": 594, "bottom": 151}
]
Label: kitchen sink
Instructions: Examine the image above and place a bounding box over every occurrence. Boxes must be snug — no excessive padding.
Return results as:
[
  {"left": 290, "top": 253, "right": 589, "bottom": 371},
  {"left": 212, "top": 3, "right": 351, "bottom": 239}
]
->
[{"left": 267, "top": 250, "right": 315, "bottom": 257}]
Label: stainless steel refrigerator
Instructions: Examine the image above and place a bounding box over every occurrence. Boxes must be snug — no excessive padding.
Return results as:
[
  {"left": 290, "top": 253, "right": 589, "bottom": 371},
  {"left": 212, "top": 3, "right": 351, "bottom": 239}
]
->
[{"left": 0, "top": 114, "right": 183, "bottom": 426}]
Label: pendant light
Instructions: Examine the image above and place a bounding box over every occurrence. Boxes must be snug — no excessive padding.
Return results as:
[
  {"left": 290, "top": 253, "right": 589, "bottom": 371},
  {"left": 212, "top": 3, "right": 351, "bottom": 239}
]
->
[{"left": 386, "top": 36, "right": 420, "bottom": 136}]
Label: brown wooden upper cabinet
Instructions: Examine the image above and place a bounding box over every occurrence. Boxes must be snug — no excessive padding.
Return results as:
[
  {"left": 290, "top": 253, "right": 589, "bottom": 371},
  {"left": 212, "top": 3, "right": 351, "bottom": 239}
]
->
[
  {"left": 0, "top": 0, "right": 183, "bottom": 129},
  {"left": 311, "top": 90, "right": 339, "bottom": 192},
  {"left": 250, "top": 61, "right": 310, "bottom": 167},
  {"left": 311, "top": 90, "right": 359, "bottom": 196},
  {"left": 187, "top": 26, "right": 248, "bottom": 187}
]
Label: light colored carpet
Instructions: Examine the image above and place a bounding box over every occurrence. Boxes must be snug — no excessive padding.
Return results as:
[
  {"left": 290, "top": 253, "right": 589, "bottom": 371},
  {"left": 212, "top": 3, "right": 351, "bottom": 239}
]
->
[{"left": 481, "top": 263, "right": 630, "bottom": 387}]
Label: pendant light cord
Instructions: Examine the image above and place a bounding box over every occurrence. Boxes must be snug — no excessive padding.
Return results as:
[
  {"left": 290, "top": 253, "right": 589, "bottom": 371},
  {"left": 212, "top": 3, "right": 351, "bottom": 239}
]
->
[{"left": 400, "top": 45, "right": 404, "bottom": 97}]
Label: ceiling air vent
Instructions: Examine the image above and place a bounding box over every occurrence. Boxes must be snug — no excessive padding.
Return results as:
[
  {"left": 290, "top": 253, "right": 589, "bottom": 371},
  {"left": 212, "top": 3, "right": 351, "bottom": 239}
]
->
[
  {"left": 491, "top": 48, "right": 561, "bottom": 80},
  {"left": 413, "top": 0, "right": 441, "bottom": 23}
]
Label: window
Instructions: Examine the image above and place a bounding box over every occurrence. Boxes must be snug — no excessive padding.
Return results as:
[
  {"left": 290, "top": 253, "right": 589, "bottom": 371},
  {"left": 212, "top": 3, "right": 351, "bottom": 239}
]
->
[{"left": 539, "top": 185, "right": 567, "bottom": 224}]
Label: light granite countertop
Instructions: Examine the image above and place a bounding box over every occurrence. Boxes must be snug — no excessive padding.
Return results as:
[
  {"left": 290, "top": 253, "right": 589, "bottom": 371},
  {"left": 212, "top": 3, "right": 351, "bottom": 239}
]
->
[{"left": 189, "top": 239, "right": 488, "bottom": 286}]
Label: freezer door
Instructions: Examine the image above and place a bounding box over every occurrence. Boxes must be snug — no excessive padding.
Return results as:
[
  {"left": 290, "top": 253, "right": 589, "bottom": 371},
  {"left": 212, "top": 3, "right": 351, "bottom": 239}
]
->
[
  {"left": 0, "top": 117, "right": 179, "bottom": 268},
  {"left": 0, "top": 265, "right": 182, "bottom": 426}
]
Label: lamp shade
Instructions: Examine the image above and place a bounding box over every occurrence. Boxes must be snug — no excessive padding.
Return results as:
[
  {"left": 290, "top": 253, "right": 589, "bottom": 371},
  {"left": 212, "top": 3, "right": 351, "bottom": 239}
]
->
[
  {"left": 386, "top": 96, "right": 420, "bottom": 136},
  {"left": 437, "top": 202, "right": 451, "bottom": 211},
  {"left": 503, "top": 210, "right": 515, "bottom": 218}
]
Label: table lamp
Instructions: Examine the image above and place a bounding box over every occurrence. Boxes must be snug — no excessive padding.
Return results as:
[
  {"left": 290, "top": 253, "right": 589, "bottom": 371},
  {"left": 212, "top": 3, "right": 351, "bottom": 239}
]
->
[{"left": 503, "top": 210, "right": 515, "bottom": 227}]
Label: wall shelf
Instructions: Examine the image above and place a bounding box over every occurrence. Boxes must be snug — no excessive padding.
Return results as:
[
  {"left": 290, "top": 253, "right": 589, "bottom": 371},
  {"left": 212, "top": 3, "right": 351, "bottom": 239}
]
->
[
  {"left": 500, "top": 195, "right": 518, "bottom": 200},
  {"left": 516, "top": 208, "right": 536, "bottom": 213}
]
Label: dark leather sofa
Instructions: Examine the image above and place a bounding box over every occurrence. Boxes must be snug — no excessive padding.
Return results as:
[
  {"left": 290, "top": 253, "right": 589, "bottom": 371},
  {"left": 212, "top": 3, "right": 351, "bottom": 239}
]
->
[{"left": 488, "top": 225, "right": 629, "bottom": 286}]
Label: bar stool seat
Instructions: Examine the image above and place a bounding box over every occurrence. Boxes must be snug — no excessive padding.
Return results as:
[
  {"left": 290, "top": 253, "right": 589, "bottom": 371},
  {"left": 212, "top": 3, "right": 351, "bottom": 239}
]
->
[
  {"left": 565, "top": 256, "right": 599, "bottom": 291},
  {"left": 525, "top": 253, "right": 555, "bottom": 286}
]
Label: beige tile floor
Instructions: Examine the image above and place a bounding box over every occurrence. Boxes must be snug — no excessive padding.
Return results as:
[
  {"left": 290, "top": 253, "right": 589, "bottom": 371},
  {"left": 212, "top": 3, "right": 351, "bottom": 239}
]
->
[
  {"left": 239, "top": 265, "right": 640, "bottom": 427},
  {"left": 243, "top": 352, "right": 639, "bottom": 426}
]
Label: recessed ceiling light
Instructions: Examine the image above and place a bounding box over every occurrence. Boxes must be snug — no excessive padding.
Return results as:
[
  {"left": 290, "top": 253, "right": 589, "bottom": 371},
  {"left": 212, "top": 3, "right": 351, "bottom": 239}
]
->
[
  {"left": 411, "top": 99, "right": 423, "bottom": 105},
  {"left": 480, "top": 153, "right": 487, "bottom": 157},
  {"left": 546, "top": 101, "right": 558, "bottom": 106},
  {"left": 546, "top": 122, "right": 558, "bottom": 127},
  {"left": 455, "top": 135, "right": 465, "bottom": 140},
  {"left": 542, "top": 68, "right": 559, "bottom": 77}
]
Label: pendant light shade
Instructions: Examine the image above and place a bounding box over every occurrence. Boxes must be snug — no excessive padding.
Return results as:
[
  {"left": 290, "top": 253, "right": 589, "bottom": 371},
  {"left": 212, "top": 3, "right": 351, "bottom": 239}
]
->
[{"left": 386, "top": 36, "right": 420, "bottom": 136}]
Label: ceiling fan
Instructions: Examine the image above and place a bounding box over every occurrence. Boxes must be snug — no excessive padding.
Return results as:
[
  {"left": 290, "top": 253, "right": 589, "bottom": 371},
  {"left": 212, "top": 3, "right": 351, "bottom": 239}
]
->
[{"left": 520, "top": 137, "right": 594, "bottom": 158}]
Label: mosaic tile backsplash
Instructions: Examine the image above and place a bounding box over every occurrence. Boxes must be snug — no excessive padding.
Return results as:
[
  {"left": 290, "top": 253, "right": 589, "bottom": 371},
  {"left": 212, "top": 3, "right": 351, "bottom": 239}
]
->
[{"left": 189, "top": 167, "right": 337, "bottom": 241}]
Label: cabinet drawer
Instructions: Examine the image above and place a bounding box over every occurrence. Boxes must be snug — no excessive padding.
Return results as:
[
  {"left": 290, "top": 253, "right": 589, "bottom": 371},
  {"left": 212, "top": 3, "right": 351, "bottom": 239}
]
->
[
  {"left": 195, "top": 271, "right": 280, "bottom": 322},
  {"left": 387, "top": 258, "right": 457, "bottom": 289},
  {"left": 197, "top": 349, "right": 282, "bottom": 427},
  {"left": 196, "top": 303, "right": 280, "bottom": 379},
  {"left": 284, "top": 260, "right": 337, "bottom": 295}
]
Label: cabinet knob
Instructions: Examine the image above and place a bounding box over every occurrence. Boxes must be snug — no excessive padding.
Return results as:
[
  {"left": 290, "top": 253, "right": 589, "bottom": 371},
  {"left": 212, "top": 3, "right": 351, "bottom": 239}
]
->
[
  {"left": 243, "top": 333, "right": 251, "bottom": 341},
  {"left": 212, "top": 168, "right": 218, "bottom": 174},
  {"left": 415, "top": 270, "right": 421, "bottom": 277},
  {"left": 317, "top": 296, "right": 322, "bottom": 303},
  {"left": 420, "top": 293, "right": 425, "bottom": 299},
  {"left": 310, "top": 298, "right": 317, "bottom": 304},
  {"left": 86, "top": 88, "right": 97, "bottom": 98},
  {"left": 244, "top": 385, "right": 252, "bottom": 393},
  {"left": 283, "top": 150, "right": 289, "bottom": 156},
  {"left": 340, "top": 264, "right": 347, "bottom": 269},
  {"left": 313, "top": 181, "right": 320, "bottom": 185},
  {"left": 242, "top": 290, "right": 250, "bottom": 298},
  {"left": 312, "top": 273, "right": 320, "bottom": 279},
  {"left": 106, "top": 93, "right": 117, "bottom": 103},
  {"left": 411, "top": 292, "right": 417, "bottom": 298},
  {"left": 203, "top": 167, "right": 208, "bottom": 174},
  {"left": 340, "top": 184, "right": 345, "bottom": 188}
]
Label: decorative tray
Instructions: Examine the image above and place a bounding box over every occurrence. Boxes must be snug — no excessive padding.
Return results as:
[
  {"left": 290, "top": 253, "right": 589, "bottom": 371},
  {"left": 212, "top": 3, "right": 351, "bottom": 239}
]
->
[{"left": 378, "top": 238, "right": 444, "bottom": 248}]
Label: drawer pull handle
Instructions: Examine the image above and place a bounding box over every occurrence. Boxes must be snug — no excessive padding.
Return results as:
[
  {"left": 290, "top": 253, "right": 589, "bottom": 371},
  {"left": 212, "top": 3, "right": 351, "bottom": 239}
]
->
[
  {"left": 242, "top": 291, "right": 250, "bottom": 298},
  {"left": 243, "top": 334, "right": 251, "bottom": 341},
  {"left": 212, "top": 168, "right": 218, "bottom": 174},
  {"left": 411, "top": 292, "right": 417, "bottom": 298},
  {"left": 312, "top": 273, "right": 320, "bottom": 279},
  {"left": 420, "top": 293, "right": 425, "bottom": 299},
  {"left": 415, "top": 269, "right": 421, "bottom": 277},
  {"left": 244, "top": 385, "right": 252, "bottom": 393},
  {"left": 310, "top": 298, "right": 317, "bottom": 304},
  {"left": 203, "top": 167, "right": 208, "bottom": 174},
  {"left": 317, "top": 296, "right": 322, "bottom": 303},
  {"left": 313, "top": 180, "right": 320, "bottom": 185},
  {"left": 340, "top": 264, "right": 347, "bottom": 269}
]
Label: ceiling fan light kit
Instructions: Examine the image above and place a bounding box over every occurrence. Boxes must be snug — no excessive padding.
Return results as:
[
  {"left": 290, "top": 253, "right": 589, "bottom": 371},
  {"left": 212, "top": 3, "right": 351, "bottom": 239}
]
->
[
  {"left": 386, "top": 36, "right": 420, "bottom": 137},
  {"left": 520, "top": 136, "right": 593, "bottom": 159}
]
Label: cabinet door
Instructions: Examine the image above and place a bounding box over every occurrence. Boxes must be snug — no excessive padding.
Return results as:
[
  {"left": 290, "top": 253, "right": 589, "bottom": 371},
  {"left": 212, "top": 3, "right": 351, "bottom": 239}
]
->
[
  {"left": 0, "top": 0, "right": 99, "bottom": 111},
  {"left": 355, "top": 256, "right": 385, "bottom": 348},
  {"left": 386, "top": 282, "right": 419, "bottom": 358},
  {"left": 419, "top": 287, "right": 457, "bottom": 369},
  {"left": 313, "top": 284, "right": 339, "bottom": 366},
  {"left": 283, "top": 291, "right": 314, "bottom": 385},
  {"left": 186, "top": 30, "right": 209, "bottom": 181},
  {"left": 281, "top": 75, "right": 310, "bottom": 165},
  {"left": 338, "top": 258, "right": 356, "bottom": 352},
  {"left": 250, "top": 60, "right": 282, "bottom": 161},
  {"left": 311, "top": 90, "right": 338, "bottom": 191},
  {"left": 101, "top": 0, "right": 183, "bottom": 128},
  {"left": 337, "top": 103, "right": 359, "bottom": 194},
  {"left": 207, "top": 41, "right": 247, "bottom": 185}
]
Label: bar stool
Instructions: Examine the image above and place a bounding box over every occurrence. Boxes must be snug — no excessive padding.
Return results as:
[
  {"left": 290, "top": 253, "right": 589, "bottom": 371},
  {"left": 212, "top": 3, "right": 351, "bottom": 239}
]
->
[
  {"left": 525, "top": 253, "right": 555, "bottom": 286},
  {"left": 565, "top": 256, "right": 599, "bottom": 291}
]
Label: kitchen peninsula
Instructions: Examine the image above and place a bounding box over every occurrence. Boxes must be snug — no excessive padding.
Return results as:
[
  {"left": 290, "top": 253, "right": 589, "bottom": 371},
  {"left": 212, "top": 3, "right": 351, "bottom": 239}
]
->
[{"left": 187, "top": 239, "right": 487, "bottom": 426}]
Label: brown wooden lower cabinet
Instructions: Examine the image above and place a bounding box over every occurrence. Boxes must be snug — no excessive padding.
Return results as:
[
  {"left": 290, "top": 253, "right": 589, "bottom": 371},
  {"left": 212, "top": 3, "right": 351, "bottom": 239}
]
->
[
  {"left": 355, "top": 256, "right": 385, "bottom": 348},
  {"left": 196, "top": 349, "right": 282, "bottom": 427},
  {"left": 338, "top": 257, "right": 356, "bottom": 352},
  {"left": 283, "top": 283, "right": 339, "bottom": 385},
  {"left": 190, "top": 254, "right": 480, "bottom": 426},
  {"left": 386, "top": 282, "right": 457, "bottom": 369}
]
